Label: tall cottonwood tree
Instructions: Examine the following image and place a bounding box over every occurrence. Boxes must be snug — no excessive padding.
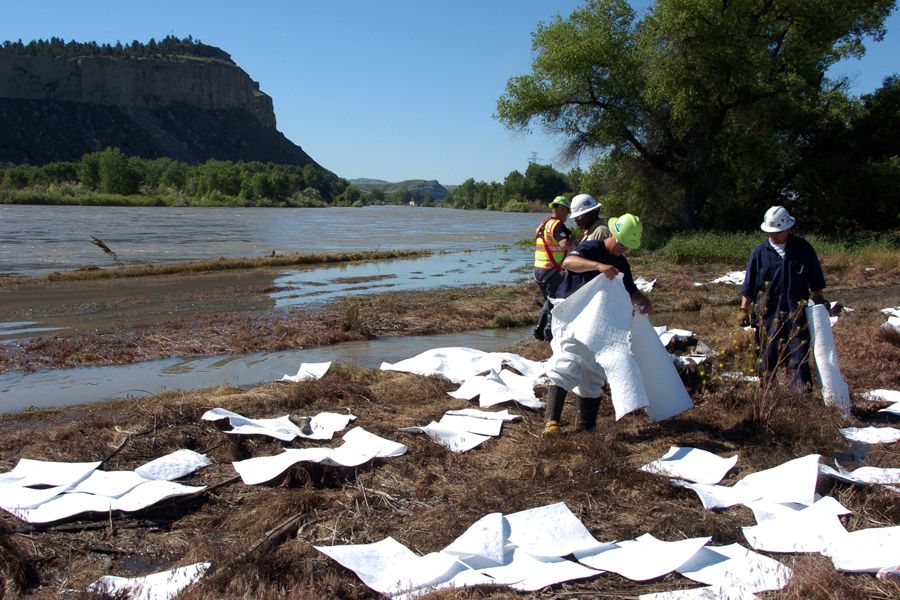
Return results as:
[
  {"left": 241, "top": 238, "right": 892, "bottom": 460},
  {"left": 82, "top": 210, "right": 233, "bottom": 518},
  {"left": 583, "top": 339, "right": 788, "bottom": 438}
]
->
[{"left": 497, "top": 0, "right": 895, "bottom": 229}]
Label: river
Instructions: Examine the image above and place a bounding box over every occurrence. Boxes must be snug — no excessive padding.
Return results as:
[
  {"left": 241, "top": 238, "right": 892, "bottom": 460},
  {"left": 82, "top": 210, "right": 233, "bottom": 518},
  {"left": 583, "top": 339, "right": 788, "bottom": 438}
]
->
[
  {"left": 0, "top": 204, "right": 541, "bottom": 277},
  {"left": 0, "top": 205, "right": 546, "bottom": 413}
]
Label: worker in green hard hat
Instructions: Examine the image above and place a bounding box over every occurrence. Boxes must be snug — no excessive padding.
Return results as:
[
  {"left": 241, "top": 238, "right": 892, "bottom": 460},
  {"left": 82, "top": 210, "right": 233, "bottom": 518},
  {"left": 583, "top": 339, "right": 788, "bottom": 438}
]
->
[
  {"left": 532, "top": 196, "right": 572, "bottom": 342},
  {"left": 542, "top": 213, "right": 652, "bottom": 435}
]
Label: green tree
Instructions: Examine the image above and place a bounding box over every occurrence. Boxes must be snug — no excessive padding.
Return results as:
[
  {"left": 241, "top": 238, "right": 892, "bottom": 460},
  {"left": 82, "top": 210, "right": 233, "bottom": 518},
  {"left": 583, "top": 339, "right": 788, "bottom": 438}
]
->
[
  {"left": 97, "top": 147, "right": 139, "bottom": 194},
  {"left": 497, "top": 0, "right": 895, "bottom": 229}
]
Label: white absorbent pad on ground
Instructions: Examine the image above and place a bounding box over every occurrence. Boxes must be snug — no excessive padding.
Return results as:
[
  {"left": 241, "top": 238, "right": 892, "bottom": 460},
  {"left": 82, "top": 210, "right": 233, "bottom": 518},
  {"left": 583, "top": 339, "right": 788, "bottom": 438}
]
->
[
  {"left": 201, "top": 407, "right": 356, "bottom": 441},
  {"left": 14, "top": 480, "right": 206, "bottom": 524},
  {"left": 0, "top": 454, "right": 209, "bottom": 524},
  {"left": 505, "top": 502, "right": 611, "bottom": 558},
  {"left": 399, "top": 408, "right": 519, "bottom": 452},
  {"left": 88, "top": 562, "right": 210, "bottom": 600},
  {"left": 448, "top": 368, "right": 543, "bottom": 409},
  {"left": 380, "top": 347, "right": 546, "bottom": 384},
  {"left": 676, "top": 543, "right": 791, "bottom": 594},
  {"left": 865, "top": 389, "right": 900, "bottom": 404},
  {"left": 135, "top": 449, "right": 212, "bottom": 481},
  {"left": 641, "top": 587, "right": 759, "bottom": 600},
  {"left": 742, "top": 498, "right": 849, "bottom": 553},
  {"left": 548, "top": 274, "right": 649, "bottom": 419},
  {"left": 634, "top": 276, "right": 656, "bottom": 293},
  {"left": 674, "top": 455, "right": 820, "bottom": 510},
  {"left": 574, "top": 533, "right": 711, "bottom": 582},
  {"left": 839, "top": 426, "right": 900, "bottom": 444},
  {"left": 399, "top": 421, "right": 492, "bottom": 453},
  {"left": 881, "top": 306, "right": 900, "bottom": 332},
  {"left": 824, "top": 525, "right": 900, "bottom": 572},
  {"left": 819, "top": 462, "right": 900, "bottom": 488},
  {"left": 805, "top": 304, "right": 850, "bottom": 415},
  {"left": 280, "top": 360, "right": 331, "bottom": 382},
  {"left": 0, "top": 459, "right": 101, "bottom": 510},
  {"left": 479, "top": 548, "right": 601, "bottom": 591},
  {"left": 744, "top": 495, "right": 850, "bottom": 524},
  {"left": 631, "top": 314, "right": 694, "bottom": 421},
  {"left": 232, "top": 427, "right": 407, "bottom": 485},
  {"left": 641, "top": 446, "right": 738, "bottom": 485},
  {"left": 315, "top": 536, "right": 486, "bottom": 598}
]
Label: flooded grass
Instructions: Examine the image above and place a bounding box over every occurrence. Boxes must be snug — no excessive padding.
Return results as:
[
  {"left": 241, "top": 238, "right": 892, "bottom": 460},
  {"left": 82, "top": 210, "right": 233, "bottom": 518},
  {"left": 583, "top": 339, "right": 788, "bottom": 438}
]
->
[{"left": 0, "top": 249, "right": 430, "bottom": 286}]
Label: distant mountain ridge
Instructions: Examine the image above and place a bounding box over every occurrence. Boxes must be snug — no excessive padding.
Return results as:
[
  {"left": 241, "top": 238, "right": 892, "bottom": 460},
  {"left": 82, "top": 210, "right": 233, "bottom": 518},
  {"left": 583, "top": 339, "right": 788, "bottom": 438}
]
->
[
  {"left": 349, "top": 178, "right": 449, "bottom": 201},
  {"left": 0, "top": 39, "right": 325, "bottom": 171}
]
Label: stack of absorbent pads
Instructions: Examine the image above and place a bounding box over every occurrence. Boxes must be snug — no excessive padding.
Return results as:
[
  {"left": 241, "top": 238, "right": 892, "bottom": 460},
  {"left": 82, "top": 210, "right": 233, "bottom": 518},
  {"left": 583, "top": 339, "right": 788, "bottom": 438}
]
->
[{"left": 547, "top": 274, "right": 692, "bottom": 422}]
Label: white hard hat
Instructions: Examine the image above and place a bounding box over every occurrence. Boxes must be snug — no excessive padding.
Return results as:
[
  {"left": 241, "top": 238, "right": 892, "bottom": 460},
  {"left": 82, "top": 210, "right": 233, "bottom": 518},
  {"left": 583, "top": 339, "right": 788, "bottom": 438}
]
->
[
  {"left": 570, "top": 193, "right": 601, "bottom": 218},
  {"left": 760, "top": 206, "right": 796, "bottom": 232}
]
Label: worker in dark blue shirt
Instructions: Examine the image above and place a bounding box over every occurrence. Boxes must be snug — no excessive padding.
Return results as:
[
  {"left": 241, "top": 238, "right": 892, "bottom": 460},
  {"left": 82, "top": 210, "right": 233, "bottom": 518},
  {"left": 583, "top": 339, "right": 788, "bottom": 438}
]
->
[
  {"left": 739, "top": 206, "right": 832, "bottom": 390},
  {"left": 543, "top": 214, "right": 652, "bottom": 435}
]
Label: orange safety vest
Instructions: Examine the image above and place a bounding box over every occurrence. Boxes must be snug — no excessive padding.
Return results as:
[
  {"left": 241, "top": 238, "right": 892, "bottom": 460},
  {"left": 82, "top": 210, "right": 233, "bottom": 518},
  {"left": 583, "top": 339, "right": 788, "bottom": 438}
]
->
[{"left": 534, "top": 217, "right": 567, "bottom": 270}]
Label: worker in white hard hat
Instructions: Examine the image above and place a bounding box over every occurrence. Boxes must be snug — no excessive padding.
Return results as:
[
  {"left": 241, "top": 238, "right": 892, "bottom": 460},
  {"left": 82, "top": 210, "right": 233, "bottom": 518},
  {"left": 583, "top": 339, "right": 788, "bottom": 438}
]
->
[
  {"left": 569, "top": 193, "right": 610, "bottom": 243},
  {"left": 739, "top": 206, "right": 835, "bottom": 390}
]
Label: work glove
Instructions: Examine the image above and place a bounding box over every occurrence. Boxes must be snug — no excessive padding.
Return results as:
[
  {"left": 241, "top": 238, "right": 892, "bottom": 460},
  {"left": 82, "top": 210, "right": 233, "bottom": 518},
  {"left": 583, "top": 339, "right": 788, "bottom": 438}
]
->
[{"left": 737, "top": 307, "right": 750, "bottom": 328}]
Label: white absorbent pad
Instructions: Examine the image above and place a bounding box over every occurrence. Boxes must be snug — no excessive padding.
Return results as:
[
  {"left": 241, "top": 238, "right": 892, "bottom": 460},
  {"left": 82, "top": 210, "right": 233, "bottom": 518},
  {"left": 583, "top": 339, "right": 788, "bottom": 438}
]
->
[
  {"left": 742, "top": 498, "right": 849, "bottom": 553},
  {"left": 819, "top": 463, "right": 900, "bottom": 488},
  {"left": 824, "top": 525, "right": 900, "bottom": 572},
  {"left": 805, "top": 304, "right": 850, "bottom": 415},
  {"left": 14, "top": 480, "right": 206, "bottom": 524},
  {"left": 232, "top": 427, "right": 407, "bottom": 485},
  {"left": 641, "top": 446, "right": 738, "bottom": 485},
  {"left": 201, "top": 407, "right": 356, "bottom": 441},
  {"left": 631, "top": 314, "right": 694, "bottom": 421},
  {"left": 448, "top": 368, "right": 543, "bottom": 409},
  {"left": 640, "top": 587, "right": 759, "bottom": 600},
  {"left": 574, "top": 533, "right": 711, "bottom": 582},
  {"left": 380, "top": 347, "right": 546, "bottom": 384},
  {"left": 865, "top": 389, "right": 900, "bottom": 404},
  {"left": 504, "top": 502, "right": 611, "bottom": 558},
  {"left": 280, "top": 360, "right": 331, "bottom": 382},
  {"left": 0, "top": 454, "right": 210, "bottom": 524},
  {"left": 548, "top": 274, "right": 649, "bottom": 419},
  {"left": 674, "top": 455, "right": 820, "bottom": 510},
  {"left": 839, "top": 426, "right": 900, "bottom": 444},
  {"left": 398, "top": 421, "right": 492, "bottom": 453},
  {"left": 676, "top": 543, "right": 791, "bottom": 593},
  {"left": 88, "top": 562, "right": 210, "bottom": 600},
  {"left": 135, "top": 449, "right": 212, "bottom": 481}
]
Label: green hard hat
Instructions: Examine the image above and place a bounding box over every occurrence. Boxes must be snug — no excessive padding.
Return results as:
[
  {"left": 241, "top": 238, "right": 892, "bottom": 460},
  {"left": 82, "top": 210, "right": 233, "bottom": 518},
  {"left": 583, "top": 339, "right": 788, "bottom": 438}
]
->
[
  {"left": 548, "top": 196, "right": 571, "bottom": 209},
  {"left": 608, "top": 213, "right": 643, "bottom": 249}
]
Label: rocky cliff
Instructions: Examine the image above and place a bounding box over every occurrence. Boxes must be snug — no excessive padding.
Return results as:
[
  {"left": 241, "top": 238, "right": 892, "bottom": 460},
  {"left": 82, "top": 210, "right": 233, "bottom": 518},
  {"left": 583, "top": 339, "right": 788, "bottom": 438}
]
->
[{"left": 0, "top": 51, "right": 321, "bottom": 168}]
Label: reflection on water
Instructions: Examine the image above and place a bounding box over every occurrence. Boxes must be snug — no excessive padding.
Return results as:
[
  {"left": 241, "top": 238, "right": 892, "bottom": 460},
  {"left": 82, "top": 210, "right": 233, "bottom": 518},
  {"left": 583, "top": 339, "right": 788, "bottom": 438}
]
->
[
  {"left": 0, "top": 327, "right": 532, "bottom": 414},
  {"left": 270, "top": 248, "right": 530, "bottom": 308}
]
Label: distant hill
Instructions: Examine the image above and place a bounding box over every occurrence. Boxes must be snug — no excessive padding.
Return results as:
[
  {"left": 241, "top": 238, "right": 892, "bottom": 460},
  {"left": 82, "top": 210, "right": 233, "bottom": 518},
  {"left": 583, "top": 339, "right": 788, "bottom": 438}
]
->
[
  {"left": 0, "top": 37, "right": 327, "bottom": 171},
  {"left": 349, "top": 178, "right": 449, "bottom": 201}
]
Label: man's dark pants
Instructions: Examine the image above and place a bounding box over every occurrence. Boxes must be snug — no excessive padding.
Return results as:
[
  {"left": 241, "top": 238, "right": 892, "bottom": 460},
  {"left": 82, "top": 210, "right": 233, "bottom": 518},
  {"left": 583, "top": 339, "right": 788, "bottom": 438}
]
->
[
  {"left": 757, "top": 313, "right": 812, "bottom": 391},
  {"left": 533, "top": 268, "right": 563, "bottom": 341}
]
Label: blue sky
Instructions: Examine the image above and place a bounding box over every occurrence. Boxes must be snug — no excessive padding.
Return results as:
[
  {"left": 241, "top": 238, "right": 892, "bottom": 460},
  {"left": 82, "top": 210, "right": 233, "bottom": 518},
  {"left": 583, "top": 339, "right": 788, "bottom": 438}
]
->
[{"left": 3, "top": 1, "right": 897, "bottom": 185}]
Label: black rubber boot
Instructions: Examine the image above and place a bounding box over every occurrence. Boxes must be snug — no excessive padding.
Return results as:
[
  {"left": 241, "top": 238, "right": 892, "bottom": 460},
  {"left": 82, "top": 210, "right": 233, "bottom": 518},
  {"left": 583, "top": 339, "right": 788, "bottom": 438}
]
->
[
  {"left": 542, "top": 385, "right": 568, "bottom": 435},
  {"left": 575, "top": 396, "right": 601, "bottom": 432}
]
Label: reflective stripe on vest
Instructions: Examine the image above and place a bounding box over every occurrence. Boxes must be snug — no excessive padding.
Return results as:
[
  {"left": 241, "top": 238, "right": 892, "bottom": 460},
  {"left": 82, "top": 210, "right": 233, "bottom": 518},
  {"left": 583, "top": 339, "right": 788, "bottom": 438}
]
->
[{"left": 534, "top": 217, "right": 566, "bottom": 270}]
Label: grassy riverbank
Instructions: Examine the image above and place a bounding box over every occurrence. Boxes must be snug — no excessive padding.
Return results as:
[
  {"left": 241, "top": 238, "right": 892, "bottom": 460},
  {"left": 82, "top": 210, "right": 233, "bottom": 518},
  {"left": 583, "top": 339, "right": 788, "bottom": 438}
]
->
[{"left": 0, "top": 241, "right": 898, "bottom": 597}]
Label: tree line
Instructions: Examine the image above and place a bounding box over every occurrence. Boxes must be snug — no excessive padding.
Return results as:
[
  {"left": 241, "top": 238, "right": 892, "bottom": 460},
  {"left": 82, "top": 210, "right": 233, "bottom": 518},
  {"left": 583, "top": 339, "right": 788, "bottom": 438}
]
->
[
  {"left": 496, "top": 0, "right": 899, "bottom": 233},
  {"left": 0, "top": 148, "right": 370, "bottom": 207},
  {"left": 444, "top": 162, "right": 584, "bottom": 212},
  {"left": 0, "top": 35, "right": 232, "bottom": 63}
]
